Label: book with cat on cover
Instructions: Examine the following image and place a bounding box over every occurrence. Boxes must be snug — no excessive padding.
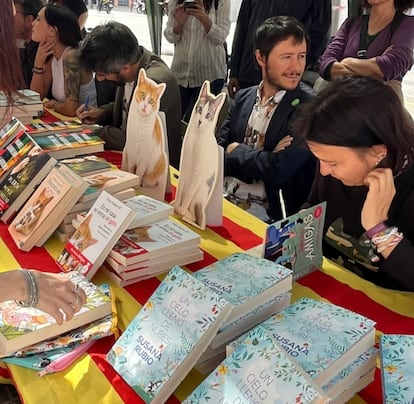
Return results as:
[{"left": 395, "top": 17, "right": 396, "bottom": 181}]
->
[
  {"left": 108, "top": 218, "right": 201, "bottom": 266},
  {"left": 0, "top": 117, "right": 27, "bottom": 149},
  {"left": 33, "top": 129, "right": 105, "bottom": 160},
  {"left": 106, "top": 265, "right": 232, "bottom": 404},
  {"left": 263, "top": 202, "right": 326, "bottom": 280},
  {"left": 78, "top": 169, "right": 140, "bottom": 203},
  {"left": 380, "top": 334, "right": 414, "bottom": 403},
  {"left": 0, "top": 271, "right": 111, "bottom": 356},
  {"left": 229, "top": 297, "right": 376, "bottom": 386},
  {"left": 0, "top": 151, "right": 57, "bottom": 223},
  {"left": 184, "top": 325, "right": 329, "bottom": 404},
  {"left": 123, "top": 194, "right": 173, "bottom": 230},
  {"left": 8, "top": 163, "right": 88, "bottom": 251},
  {"left": 56, "top": 190, "right": 137, "bottom": 280},
  {"left": 192, "top": 252, "right": 292, "bottom": 331}
]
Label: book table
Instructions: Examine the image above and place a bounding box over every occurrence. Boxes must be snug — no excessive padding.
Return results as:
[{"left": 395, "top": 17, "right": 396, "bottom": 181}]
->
[{"left": 0, "top": 153, "right": 413, "bottom": 404}]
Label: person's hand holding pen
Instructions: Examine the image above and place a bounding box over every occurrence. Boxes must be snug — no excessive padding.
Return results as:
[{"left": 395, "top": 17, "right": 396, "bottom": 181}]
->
[{"left": 76, "top": 97, "right": 105, "bottom": 125}]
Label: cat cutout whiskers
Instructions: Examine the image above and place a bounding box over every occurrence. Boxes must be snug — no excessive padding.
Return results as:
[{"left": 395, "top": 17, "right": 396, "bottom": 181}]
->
[
  {"left": 122, "top": 68, "right": 169, "bottom": 201},
  {"left": 173, "top": 81, "right": 226, "bottom": 229}
]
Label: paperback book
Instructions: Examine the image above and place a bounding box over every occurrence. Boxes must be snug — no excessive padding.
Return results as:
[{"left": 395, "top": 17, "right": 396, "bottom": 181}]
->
[
  {"left": 26, "top": 121, "right": 101, "bottom": 136},
  {"left": 109, "top": 218, "right": 201, "bottom": 266},
  {"left": 0, "top": 130, "right": 39, "bottom": 183},
  {"left": 0, "top": 117, "right": 26, "bottom": 149},
  {"left": 106, "top": 265, "right": 232, "bottom": 404},
  {"left": 192, "top": 252, "right": 292, "bottom": 329},
  {"left": 184, "top": 325, "right": 329, "bottom": 404},
  {"left": 0, "top": 151, "right": 56, "bottom": 223},
  {"left": 56, "top": 190, "right": 137, "bottom": 280},
  {"left": 60, "top": 155, "right": 113, "bottom": 177},
  {"left": 0, "top": 271, "right": 111, "bottom": 356},
  {"left": 380, "top": 334, "right": 414, "bottom": 404},
  {"left": 33, "top": 130, "right": 105, "bottom": 160},
  {"left": 229, "top": 297, "right": 376, "bottom": 386},
  {"left": 123, "top": 194, "right": 174, "bottom": 230},
  {"left": 8, "top": 163, "right": 88, "bottom": 251},
  {"left": 263, "top": 202, "right": 326, "bottom": 280},
  {"left": 78, "top": 170, "right": 140, "bottom": 203}
]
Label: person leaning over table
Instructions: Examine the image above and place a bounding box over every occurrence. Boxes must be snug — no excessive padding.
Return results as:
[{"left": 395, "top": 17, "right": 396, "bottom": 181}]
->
[
  {"left": 0, "top": 0, "right": 87, "bottom": 325},
  {"left": 75, "top": 22, "right": 183, "bottom": 169},
  {"left": 293, "top": 75, "right": 414, "bottom": 292}
]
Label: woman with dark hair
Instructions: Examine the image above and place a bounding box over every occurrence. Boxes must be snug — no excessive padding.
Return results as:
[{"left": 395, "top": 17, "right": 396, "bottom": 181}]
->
[
  {"left": 30, "top": 4, "right": 96, "bottom": 116},
  {"left": 294, "top": 75, "right": 414, "bottom": 292},
  {"left": 164, "top": 0, "right": 230, "bottom": 120},
  {"left": 317, "top": 0, "right": 414, "bottom": 100},
  {"left": 0, "top": 0, "right": 87, "bottom": 323}
]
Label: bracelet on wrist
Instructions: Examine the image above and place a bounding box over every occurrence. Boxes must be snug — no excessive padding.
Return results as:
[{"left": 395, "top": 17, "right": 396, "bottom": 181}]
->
[
  {"left": 32, "top": 66, "right": 45, "bottom": 74},
  {"left": 365, "top": 222, "right": 387, "bottom": 239},
  {"left": 15, "top": 270, "right": 39, "bottom": 308}
]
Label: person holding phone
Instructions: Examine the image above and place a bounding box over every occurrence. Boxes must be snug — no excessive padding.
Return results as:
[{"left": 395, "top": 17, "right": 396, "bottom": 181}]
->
[
  {"left": 293, "top": 75, "right": 414, "bottom": 292},
  {"left": 164, "top": 0, "right": 231, "bottom": 120}
]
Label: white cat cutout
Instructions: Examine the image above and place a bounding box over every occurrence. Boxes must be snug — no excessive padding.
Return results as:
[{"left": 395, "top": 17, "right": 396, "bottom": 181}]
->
[
  {"left": 122, "top": 68, "right": 169, "bottom": 201},
  {"left": 173, "top": 81, "right": 226, "bottom": 230}
]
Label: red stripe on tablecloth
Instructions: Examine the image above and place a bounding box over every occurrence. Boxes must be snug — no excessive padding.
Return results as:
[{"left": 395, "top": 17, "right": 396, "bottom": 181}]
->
[
  {"left": 298, "top": 270, "right": 414, "bottom": 333},
  {"left": 358, "top": 368, "right": 383, "bottom": 404},
  {"left": 90, "top": 336, "right": 180, "bottom": 404},
  {"left": 186, "top": 251, "right": 216, "bottom": 272},
  {"left": 209, "top": 217, "right": 262, "bottom": 251},
  {"left": 125, "top": 275, "right": 162, "bottom": 305},
  {"left": 0, "top": 224, "right": 59, "bottom": 273}
]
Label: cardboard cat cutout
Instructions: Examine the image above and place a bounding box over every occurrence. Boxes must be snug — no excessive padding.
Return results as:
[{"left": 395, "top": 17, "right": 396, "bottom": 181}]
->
[
  {"left": 173, "top": 81, "right": 226, "bottom": 230},
  {"left": 122, "top": 68, "right": 169, "bottom": 201}
]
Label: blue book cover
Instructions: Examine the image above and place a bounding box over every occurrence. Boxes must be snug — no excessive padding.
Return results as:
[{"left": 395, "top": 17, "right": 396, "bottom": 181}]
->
[
  {"left": 380, "top": 334, "right": 414, "bottom": 404},
  {"left": 106, "top": 265, "right": 232, "bottom": 404},
  {"left": 263, "top": 202, "right": 326, "bottom": 280},
  {"left": 322, "top": 347, "right": 377, "bottom": 400},
  {"left": 184, "top": 325, "right": 329, "bottom": 404},
  {"left": 192, "top": 252, "right": 292, "bottom": 327},
  {"left": 229, "top": 297, "right": 376, "bottom": 385}
]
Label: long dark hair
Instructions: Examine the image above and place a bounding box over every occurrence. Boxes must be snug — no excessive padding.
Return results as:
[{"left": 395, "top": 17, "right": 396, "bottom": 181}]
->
[
  {"left": 43, "top": 4, "right": 82, "bottom": 48},
  {"left": 0, "top": 0, "right": 25, "bottom": 122},
  {"left": 292, "top": 76, "right": 414, "bottom": 174}
]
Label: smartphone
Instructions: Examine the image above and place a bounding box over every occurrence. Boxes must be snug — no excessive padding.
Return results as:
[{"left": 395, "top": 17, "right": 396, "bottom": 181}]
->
[{"left": 183, "top": 0, "right": 197, "bottom": 9}]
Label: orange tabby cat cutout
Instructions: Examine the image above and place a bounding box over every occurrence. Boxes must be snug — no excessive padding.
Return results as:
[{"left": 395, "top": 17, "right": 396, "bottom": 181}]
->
[
  {"left": 122, "top": 68, "right": 169, "bottom": 201},
  {"left": 173, "top": 81, "right": 226, "bottom": 230}
]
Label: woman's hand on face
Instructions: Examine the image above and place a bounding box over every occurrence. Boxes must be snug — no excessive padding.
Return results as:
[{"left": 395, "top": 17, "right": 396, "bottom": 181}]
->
[
  {"left": 361, "top": 168, "right": 396, "bottom": 230},
  {"left": 33, "top": 271, "right": 87, "bottom": 325},
  {"left": 35, "top": 38, "right": 55, "bottom": 67}
]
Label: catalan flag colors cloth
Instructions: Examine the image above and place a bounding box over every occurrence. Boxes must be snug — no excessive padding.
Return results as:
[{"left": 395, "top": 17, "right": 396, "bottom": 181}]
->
[{"left": 1, "top": 155, "right": 413, "bottom": 404}]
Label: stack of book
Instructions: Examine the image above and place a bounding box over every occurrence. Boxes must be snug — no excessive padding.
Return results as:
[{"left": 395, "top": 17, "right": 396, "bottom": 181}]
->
[
  {"left": 0, "top": 117, "right": 27, "bottom": 150},
  {"left": 8, "top": 163, "right": 88, "bottom": 251},
  {"left": 192, "top": 252, "right": 292, "bottom": 374},
  {"left": 106, "top": 265, "right": 233, "bottom": 404},
  {"left": 56, "top": 190, "right": 138, "bottom": 280},
  {"left": 225, "top": 297, "right": 377, "bottom": 403},
  {"left": 54, "top": 166, "right": 138, "bottom": 243},
  {"left": 32, "top": 129, "right": 105, "bottom": 160},
  {"left": 0, "top": 90, "right": 43, "bottom": 124},
  {"left": 103, "top": 214, "right": 203, "bottom": 286},
  {"left": 0, "top": 271, "right": 112, "bottom": 356},
  {"left": 26, "top": 120, "right": 101, "bottom": 137},
  {"left": 185, "top": 325, "right": 330, "bottom": 404},
  {"left": 380, "top": 334, "right": 414, "bottom": 403}
]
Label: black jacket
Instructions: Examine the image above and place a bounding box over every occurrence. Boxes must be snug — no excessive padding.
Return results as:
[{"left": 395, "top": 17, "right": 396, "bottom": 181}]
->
[{"left": 217, "top": 83, "right": 316, "bottom": 220}]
